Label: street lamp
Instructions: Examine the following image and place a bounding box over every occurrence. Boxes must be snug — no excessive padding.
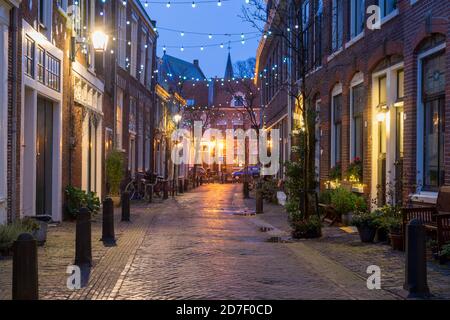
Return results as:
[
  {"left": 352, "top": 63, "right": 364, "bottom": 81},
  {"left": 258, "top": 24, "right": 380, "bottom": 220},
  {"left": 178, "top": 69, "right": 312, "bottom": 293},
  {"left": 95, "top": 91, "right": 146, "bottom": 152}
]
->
[
  {"left": 173, "top": 114, "right": 182, "bottom": 124},
  {"left": 92, "top": 30, "right": 109, "bottom": 52},
  {"left": 71, "top": 30, "right": 109, "bottom": 62}
]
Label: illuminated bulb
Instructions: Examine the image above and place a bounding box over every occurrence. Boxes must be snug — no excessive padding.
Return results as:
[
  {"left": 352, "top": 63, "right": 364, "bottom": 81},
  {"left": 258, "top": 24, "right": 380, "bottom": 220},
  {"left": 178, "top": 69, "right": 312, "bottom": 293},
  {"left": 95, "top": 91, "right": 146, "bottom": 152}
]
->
[
  {"left": 217, "top": 0, "right": 222, "bottom": 6},
  {"left": 208, "top": 34, "right": 212, "bottom": 39},
  {"left": 166, "top": 2, "right": 171, "bottom": 8},
  {"left": 192, "top": 1, "right": 196, "bottom": 8}
]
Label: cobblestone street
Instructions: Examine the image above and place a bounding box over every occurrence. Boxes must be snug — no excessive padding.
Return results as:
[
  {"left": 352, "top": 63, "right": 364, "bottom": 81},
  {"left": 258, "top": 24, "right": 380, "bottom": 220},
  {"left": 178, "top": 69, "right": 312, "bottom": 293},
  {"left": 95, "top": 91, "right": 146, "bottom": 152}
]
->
[{"left": 2, "top": 184, "right": 450, "bottom": 300}]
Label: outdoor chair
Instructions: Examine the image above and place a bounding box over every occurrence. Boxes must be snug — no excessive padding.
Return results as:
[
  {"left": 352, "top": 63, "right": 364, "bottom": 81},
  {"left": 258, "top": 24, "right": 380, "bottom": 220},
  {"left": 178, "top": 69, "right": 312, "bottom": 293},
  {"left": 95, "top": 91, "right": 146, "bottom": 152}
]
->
[{"left": 402, "top": 186, "right": 450, "bottom": 264}]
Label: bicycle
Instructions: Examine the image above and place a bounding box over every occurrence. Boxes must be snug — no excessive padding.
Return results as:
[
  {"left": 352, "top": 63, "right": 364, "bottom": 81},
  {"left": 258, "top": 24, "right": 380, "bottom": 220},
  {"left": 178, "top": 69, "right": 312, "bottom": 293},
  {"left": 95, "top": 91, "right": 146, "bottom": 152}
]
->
[{"left": 125, "top": 173, "right": 154, "bottom": 201}]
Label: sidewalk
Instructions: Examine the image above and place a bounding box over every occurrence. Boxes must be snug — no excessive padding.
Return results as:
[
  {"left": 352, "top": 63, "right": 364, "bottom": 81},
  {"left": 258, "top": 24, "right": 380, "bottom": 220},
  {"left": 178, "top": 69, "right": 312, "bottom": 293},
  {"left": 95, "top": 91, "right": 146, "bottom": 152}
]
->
[
  {"left": 244, "top": 195, "right": 450, "bottom": 299},
  {"left": 0, "top": 199, "right": 169, "bottom": 300}
]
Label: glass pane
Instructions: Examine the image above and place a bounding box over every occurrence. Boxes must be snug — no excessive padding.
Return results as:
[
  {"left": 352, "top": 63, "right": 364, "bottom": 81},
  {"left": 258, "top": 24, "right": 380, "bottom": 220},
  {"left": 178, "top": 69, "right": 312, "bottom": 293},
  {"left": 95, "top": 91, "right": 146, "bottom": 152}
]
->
[
  {"left": 396, "top": 110, "right": 404, "bottom": 160},
  {"left": 397, "top": 69, "right": 404, "bottom": 99},
  {"left": 333, "top": 94, "right": 342, "bottom": 122},
  {"left": 424, "top": 99, "right": 443, "bottom": 188},
  {"left": 354, "top": 116, "right": 363, "bottom": 160},
  {"left": 352, "top": 83, "right": 364, "bottom": 115},
  {"left": 423, "top": 53, "right": 445, "bottom": 97},
  {"left": 379, "top": 76, "right": 387, "bottom": 106},
  {"left": 335, "top": 123, "right": 341, "bottom": 163}
]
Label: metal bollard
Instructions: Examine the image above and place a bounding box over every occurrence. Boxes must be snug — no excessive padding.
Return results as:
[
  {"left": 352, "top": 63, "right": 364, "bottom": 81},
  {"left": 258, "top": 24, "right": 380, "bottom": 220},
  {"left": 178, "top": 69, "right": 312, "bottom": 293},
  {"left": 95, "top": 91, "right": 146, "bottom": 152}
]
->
[
  {"left": 256, "top": 185, "right": 264, "bottom": 214},
  {"left": 121, "top": 192, "right": 130, "bottom": 222},
  {"left": 101, "top": 198, "right": 116, "bottom": 245},
  {"left": 179, "top": 179, "right": 184, "bottom": 194},
  {"left": 404, "top": 219, "right": 430, "bottom": 298},
  {"left": 148, "top": 184, "right": 154, "bottom": 203},
  {"left": 200, "top": 176, "right": 203, "bottom": 186},
  {"left": 75, "top": 208, "right": 92, "bottom": 267},
  {"left": 163, "top": 180, "right": 169, "bottom": 200},
  {"left": 13, "top": 233, "right": 38, "bottom": 300},
  {"left": 184, "top": 179, "right": 189, "bottom": 192},
  {"left": 243, "top": 181, "right": 250, "bottom": 199}
]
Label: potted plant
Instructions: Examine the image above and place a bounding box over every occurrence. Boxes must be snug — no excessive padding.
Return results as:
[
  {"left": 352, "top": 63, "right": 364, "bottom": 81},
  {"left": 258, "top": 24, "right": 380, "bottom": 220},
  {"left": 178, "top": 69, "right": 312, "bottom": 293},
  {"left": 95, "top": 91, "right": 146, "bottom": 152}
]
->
[
  {"left": 439, "top": 244, "right": 450, "bottom": 263},
  {"left": 65, "top": 186, "right": 101, "bottom": 219},
  {"left": 0, "top": 220, "right": 36, "bottom": 257},
  {"left": 385, "top": 216, "right": 404, "bottom": 251},
  {"left": 106, "top": 150, "right": 124, "bottom": 207},
  {"left": 346, "top": 157, "right": 363, "bottom": 182},
  {"left": 329, "top": 162, "right": 342, "bottom": 181},
  {"left": 351, "top": 212, "right": 380, "bottom": 243},
  {"left": 21, "top": 216, "right": 49, "bottom": 246},
  {"left": 290, "top": 215, "right": 322, "bottom": 239},
  {"left": 329, "top": 187, "right": 365, "bottom": 226}
]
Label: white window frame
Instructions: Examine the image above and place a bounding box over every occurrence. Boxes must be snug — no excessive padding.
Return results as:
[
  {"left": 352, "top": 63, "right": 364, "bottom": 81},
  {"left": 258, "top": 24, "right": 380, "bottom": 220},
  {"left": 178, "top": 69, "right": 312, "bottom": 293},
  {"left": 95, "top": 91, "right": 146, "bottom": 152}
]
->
[
  {"left": 139, "top": 29, "right": 147, "bottom": 85},
  {"left": 370, "top": 62, "right": 404, "bottom": 206},
  {"left": 38, "top": 0, "right": 52, "bottom": 39},
  {"left": 349, "top": 72, "right": 364, "bottom": 161},
  {"left": 145, "top": 37, "right": 153, "bottom": 89},
  {"left": 117, "top": 2, "right": 127, "bottom": 69},
  {"left": 414, "top": 43, "right": 446, "bottom": 201},
  {"left": 130, "top": 14, "right": 138, "bottom": 78},
  {"left": 0, "top": 6, "right": 9, "bottom": 223},
  {"left": 330, "top": 83, "right": 343, "bottom": 167},
  {"left": 350, "top": 0, "right": 365, "bottom": 39},
  {"left": 116, "top": 87, "right": 124, "bottom": 150}
]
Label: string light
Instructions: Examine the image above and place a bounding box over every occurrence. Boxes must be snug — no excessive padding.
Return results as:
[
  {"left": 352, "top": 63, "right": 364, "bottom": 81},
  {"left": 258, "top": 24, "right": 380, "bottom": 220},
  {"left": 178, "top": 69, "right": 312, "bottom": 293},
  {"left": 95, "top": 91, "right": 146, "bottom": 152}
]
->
[{"left": 142, "top": 0, "right": 231, "bottom": 7}]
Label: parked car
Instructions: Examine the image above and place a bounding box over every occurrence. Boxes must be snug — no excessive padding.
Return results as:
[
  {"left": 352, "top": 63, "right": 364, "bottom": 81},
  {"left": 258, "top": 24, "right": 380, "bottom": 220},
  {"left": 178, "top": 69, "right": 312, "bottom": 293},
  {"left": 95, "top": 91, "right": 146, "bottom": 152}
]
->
[
  {"left": 188, "top": 166, "right": 207, "bottom": 178},
  {"left": 232, "top": 166, "right": 260, "bottom": 179}
]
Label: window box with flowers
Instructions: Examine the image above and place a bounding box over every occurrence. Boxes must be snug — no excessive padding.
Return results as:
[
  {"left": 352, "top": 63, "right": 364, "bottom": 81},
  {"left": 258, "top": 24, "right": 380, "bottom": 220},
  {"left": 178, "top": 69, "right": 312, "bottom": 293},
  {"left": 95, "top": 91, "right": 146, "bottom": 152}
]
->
[
  {"left": 346, "top": 157, "right": 364, "bottom": 193},
  {"left": 327, "top": 162, "right": 342, "bottom": 189}
]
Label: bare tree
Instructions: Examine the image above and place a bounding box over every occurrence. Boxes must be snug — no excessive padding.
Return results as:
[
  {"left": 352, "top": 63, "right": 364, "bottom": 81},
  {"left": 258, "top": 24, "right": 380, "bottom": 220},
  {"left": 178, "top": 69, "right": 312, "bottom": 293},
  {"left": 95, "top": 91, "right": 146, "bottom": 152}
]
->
[
  {"left": 242, "top": 0, "right": 333, "bottom": 220},
  {"left": 234, "top": 57, "right": 257, "bottom": 79}
]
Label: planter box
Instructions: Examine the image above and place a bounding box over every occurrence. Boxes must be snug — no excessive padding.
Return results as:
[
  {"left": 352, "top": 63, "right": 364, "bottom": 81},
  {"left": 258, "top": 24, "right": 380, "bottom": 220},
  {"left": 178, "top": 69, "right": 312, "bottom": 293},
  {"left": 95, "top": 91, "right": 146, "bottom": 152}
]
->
[{"left": 357, "top": 226, "right": 377, "bottom": 243}]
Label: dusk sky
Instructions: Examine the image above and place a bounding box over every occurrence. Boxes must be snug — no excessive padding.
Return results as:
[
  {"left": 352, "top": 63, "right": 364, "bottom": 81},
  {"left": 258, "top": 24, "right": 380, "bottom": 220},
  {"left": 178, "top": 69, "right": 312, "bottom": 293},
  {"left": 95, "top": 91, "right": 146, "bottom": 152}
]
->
[{"left": 141, "top": 0, "right": 261, "bottom": 78}]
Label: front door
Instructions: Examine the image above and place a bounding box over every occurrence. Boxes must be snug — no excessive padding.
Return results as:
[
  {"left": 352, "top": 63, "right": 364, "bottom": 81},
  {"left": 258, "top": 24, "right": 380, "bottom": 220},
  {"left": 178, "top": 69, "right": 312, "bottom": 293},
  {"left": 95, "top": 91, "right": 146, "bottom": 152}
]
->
[{"left": 36, "top": 98, "right": 53, "bottom": 216}]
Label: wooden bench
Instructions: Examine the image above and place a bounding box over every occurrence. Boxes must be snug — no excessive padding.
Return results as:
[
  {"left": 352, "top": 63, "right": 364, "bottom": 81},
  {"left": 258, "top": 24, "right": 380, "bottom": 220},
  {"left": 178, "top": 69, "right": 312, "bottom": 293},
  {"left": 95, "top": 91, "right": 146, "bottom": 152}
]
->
[
  {"left": 437, "top": 213, "right": 450, "bottom": 264},
  {"left": 402, "top": 186, "right": 450, "bottom": 264}
]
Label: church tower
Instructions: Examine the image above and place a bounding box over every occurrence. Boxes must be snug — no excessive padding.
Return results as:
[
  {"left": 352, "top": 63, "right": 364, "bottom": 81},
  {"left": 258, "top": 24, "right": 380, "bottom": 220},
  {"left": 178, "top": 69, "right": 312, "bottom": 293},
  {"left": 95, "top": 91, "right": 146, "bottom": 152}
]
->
[{"left": 224, "top": 51, "right": 234, "bottom": 80}]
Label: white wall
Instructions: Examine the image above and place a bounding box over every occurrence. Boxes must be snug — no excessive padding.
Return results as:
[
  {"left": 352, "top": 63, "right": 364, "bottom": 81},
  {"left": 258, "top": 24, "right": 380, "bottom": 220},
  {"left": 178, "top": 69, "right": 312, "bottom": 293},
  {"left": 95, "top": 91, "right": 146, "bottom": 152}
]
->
[{"left": 0, "top": 1, "right": 9, "bottom": 223}]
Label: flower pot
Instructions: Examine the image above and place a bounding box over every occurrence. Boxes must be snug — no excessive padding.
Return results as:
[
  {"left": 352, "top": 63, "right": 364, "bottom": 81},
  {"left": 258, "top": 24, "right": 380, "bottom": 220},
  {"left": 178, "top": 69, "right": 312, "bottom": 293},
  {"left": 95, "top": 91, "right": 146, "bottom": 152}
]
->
[
  {"left": 32, "top": 222, "right": 48, "bottom": 246},
  {"left": 389, "top": 232, "right": 404, "bottom": 251},
  {"left": 111, "top": 196, "right": 121, "bottom": 208},
  {"left": 357, "top": 226, "right": 377, "bottom": 243},
  {"left": 375, "top": 228, "right": 389, "bottom": 243},
  {"left": 341, "top": 212, "right": 354, "bottom": 226}
]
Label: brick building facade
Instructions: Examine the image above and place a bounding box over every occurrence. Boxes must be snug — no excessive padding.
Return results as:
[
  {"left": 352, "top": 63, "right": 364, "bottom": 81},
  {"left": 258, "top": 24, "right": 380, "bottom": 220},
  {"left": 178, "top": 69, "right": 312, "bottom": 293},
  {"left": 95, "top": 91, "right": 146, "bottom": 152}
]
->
[
  {"left": 0, "top": 0, "right": 157, "bottom": 224},
  {"left": 256, "top": 0, "right": 448, "bottom": 207}
]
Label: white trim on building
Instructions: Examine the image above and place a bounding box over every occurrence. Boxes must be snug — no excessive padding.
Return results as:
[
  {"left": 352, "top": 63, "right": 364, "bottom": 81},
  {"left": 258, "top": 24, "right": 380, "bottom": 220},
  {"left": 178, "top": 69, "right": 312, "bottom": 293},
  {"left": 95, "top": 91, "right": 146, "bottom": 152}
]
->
[{"left": 20, "top": 20, "right": 63, "bottom": 221}]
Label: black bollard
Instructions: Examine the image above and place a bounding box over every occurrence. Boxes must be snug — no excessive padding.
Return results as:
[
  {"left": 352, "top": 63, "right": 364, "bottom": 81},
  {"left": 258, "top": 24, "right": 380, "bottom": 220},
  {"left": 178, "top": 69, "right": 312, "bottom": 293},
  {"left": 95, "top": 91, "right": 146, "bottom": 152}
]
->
[
  {"left": 148, "top": 184, "right": 153, "bottom": 203},
  {"left": 179, "top": 179, "right": 184, "bottom": 194},
  {"left": 75, "top": 208, "right": 92, "bottom": 267},
  {"left": 13, "top": 233, "right": 38, "bottom": 300},
  {"left": 200, "top": 176, "right": 203, "bottom": 186},
  {"left": 256, "top": 185, "right": 264, "bottom": 214},
  {"left": 121, "top": 192, "right": 130, "bottom": 222},
  {"left": 163, "top": 180, "right": 169, "bottom": 199},
  {"left": 184, "top": 179, "right": 189, "bottom": 192},
  {"left": 404, "top": 219, "right": 430, "bottom": 298},
  {"left": 101, "top": 198, "right": 116, "bottom": 245},
  {"left": 243, "top": 181, "right": 250, "bottom": 199}
]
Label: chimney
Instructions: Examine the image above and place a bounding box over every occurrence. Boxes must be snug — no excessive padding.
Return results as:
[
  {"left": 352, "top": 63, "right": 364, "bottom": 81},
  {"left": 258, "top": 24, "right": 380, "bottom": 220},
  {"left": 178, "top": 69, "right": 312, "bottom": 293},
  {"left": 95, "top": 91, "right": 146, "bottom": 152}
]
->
[{"left": 193, "top": 59, "right": 199, "bottom": 67}]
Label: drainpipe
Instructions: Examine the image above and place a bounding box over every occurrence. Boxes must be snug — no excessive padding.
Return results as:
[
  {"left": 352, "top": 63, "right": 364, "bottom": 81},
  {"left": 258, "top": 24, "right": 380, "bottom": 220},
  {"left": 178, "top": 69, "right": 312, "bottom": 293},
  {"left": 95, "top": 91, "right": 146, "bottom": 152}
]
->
[{"left": 10, "top": 7, "right": 18, "bottom": 221}]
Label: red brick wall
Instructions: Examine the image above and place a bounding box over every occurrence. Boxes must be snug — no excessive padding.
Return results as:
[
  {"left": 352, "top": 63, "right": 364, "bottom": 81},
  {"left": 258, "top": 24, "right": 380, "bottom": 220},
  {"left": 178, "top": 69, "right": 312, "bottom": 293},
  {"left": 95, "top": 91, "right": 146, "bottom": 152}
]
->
[{"left": 256, "top": 0, "right": 449, "bottom": 204}]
